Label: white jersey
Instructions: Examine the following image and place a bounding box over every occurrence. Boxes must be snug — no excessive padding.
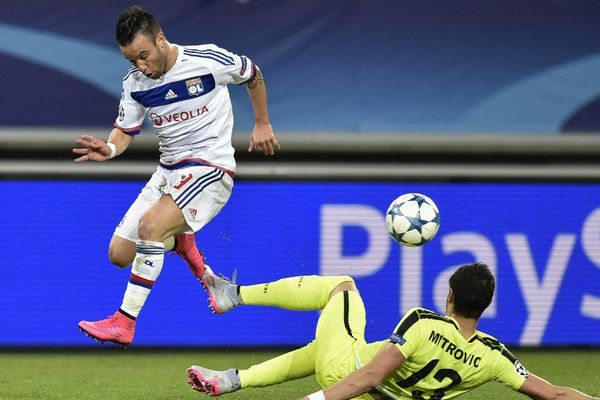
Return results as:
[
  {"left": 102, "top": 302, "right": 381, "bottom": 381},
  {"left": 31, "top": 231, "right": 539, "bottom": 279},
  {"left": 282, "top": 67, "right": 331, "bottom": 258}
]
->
[{"left": 115, "top": 43, "right": 256, "bottom": 173}]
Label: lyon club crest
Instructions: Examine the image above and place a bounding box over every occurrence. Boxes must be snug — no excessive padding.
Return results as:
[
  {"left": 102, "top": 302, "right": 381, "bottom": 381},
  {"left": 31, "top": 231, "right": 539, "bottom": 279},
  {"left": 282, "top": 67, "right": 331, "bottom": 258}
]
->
[{"left": 186, "top": 77, "right": 204, "bottom": 96}]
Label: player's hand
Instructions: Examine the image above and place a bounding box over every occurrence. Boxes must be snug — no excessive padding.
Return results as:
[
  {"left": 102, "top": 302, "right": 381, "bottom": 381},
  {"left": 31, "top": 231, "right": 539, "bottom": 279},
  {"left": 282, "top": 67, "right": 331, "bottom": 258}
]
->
[
  {"left": 248, "top": 122, "right": 280, "bottom": 155},
  {"left": 72, "top": 135, "right": 112, "bottom": 162}
]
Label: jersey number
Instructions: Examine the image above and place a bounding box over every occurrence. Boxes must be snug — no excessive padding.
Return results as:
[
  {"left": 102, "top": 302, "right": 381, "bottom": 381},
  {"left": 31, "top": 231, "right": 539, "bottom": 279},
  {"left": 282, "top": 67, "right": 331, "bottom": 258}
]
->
[{"left": 396, "top": 359, "right": 462, "bottom": 400}]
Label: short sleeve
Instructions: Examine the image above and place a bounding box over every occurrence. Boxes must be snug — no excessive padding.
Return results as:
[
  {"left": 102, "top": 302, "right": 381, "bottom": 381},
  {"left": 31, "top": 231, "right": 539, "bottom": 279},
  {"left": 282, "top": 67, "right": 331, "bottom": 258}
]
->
[
  {"left": 198, "top": 44, "right": 256, "bottom": 86},
  {"left": 114, "top": 74, "right": 146, "bottom": 135},
  {"left": 492, "top": 347, "right": 529, "bottom": 390},
  {"left": 387, "top": 308, "right": 425, "bottom": 359}
]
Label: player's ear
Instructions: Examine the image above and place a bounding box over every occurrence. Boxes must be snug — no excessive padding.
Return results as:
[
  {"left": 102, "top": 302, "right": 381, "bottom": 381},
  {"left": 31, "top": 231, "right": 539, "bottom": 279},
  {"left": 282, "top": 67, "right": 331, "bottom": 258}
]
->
[
  {"left": 445, "top": 289, "right": 455, "bottom": 314},
  {"left": 155, "top": 31, "right": 166, "bottom": 47}
]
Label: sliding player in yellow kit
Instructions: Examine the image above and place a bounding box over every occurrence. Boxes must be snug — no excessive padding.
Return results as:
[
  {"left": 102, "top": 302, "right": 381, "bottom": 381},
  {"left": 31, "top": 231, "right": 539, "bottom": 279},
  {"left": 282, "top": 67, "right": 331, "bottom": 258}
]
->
[{"left": 187, "top": 262, "right": 599, "bottom": 400}]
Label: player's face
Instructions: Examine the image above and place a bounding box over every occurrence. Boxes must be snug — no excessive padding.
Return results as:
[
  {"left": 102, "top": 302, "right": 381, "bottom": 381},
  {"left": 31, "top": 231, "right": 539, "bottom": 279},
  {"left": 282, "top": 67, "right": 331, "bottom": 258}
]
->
[{"left": 120, "top": 32, "right": 169, "bottom": 79}]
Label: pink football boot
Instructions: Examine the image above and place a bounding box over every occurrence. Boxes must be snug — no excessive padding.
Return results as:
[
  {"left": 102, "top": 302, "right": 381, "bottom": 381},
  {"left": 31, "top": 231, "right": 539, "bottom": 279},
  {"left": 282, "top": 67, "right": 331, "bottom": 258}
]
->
[
  {"left": 78, "top": 311, "right": 135, "bottom": 348},
  {"left": 174, "top": 233, "right": 206, "bottom": 279},
  {"left": 187, "top": 366, "right": 241, "bottom": 396}
]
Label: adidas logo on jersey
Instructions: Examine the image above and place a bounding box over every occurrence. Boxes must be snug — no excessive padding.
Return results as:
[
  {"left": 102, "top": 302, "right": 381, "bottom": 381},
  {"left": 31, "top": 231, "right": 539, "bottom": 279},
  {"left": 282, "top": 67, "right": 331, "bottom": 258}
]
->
[{"left": 165, "top": 89, "right": 178, "bottom": 100}]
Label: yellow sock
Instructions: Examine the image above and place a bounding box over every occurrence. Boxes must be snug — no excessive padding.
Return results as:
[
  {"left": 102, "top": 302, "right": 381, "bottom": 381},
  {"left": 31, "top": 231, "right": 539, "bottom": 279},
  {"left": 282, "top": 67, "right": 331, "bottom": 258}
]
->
[
  {"left": 238, "top": 341, "right": 316, "bottom": 388},
  {"left": 239, "top": 275, "right": 354, "bottom": 310}
]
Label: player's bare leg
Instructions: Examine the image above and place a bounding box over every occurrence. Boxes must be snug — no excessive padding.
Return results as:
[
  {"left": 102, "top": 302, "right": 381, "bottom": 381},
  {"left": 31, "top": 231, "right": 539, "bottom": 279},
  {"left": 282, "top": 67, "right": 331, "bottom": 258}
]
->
[
  {"left": 109, "top": 230, "right": 204, "bottom": 279},
  {"left": 79, "top": 194, "right": 189, "bottom": 347},
  {"left": 108, "top": 235, "right": 136, "bottom": 268},
  {"left": 135, "top": 194, "right": 207, "bottom": 284}
]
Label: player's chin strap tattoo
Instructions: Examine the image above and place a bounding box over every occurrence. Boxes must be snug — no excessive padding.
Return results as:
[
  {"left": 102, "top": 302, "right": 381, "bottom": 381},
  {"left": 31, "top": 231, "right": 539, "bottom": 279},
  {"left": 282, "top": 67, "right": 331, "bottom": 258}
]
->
[{"left": 246, "top": 66, "right": 265, "bottom": 90}]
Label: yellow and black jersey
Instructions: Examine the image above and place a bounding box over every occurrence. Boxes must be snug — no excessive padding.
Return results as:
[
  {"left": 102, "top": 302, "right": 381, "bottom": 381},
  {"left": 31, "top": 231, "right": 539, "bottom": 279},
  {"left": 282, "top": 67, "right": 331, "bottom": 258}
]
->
[{"left": 356, "top": 307, "right": 529, "bottom": 399}]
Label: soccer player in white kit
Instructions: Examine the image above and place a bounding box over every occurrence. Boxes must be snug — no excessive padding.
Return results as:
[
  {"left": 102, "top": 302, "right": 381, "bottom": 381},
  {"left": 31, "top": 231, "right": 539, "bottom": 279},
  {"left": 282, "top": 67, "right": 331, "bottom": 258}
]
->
[{"left": 73, "top": 6, "right": 280, "bottom": 347}]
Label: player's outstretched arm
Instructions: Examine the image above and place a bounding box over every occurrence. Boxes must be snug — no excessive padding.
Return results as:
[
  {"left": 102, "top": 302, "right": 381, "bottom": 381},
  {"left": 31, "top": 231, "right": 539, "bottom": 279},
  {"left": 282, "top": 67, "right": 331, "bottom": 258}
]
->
[
  {"left": 72, "top": 128, "right": 133, "bottom": 162},
  {"left": 518, "top": 373, "right": 599, "bottom": 400},
  {"left": 299, "top": 343, "right": 405, "bottom": 400},
  {"left": 245, "top": 66, "right": 280, "bottom": 155}
]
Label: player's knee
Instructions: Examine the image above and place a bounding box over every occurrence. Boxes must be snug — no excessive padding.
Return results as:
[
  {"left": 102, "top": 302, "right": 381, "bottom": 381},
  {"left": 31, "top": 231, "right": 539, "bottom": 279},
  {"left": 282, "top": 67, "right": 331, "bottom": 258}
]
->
[
  {"left": 108, "top": 235, "right": 136, "bottom": 268},
  {"left": 138, "top": 214, "right": 159, "bottom": 240},
  {"left": 108, "top": 247, "right": 133, "bottom": 269},
  {"left": 329, "top": 277, "right": 357, "bottom": 300}
]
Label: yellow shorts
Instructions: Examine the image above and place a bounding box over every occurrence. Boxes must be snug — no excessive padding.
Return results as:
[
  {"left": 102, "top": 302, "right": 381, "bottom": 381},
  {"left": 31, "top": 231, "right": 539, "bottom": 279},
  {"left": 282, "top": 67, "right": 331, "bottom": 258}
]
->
[{"left": 314, "top": 289, "right": 381, "bottom": 400}]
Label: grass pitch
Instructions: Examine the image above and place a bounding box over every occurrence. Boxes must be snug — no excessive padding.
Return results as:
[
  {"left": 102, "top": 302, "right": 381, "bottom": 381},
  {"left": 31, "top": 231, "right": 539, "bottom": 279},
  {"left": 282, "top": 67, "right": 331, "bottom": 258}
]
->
[{"left": 0, "top": 348, "right": 598, "bottom": 399}]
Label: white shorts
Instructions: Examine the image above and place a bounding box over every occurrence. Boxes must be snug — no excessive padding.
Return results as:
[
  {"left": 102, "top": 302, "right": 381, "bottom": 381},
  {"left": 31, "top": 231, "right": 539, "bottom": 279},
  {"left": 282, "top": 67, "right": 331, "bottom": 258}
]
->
[{"left": 114, "top": 165, "right": 234, "bottom": 242}]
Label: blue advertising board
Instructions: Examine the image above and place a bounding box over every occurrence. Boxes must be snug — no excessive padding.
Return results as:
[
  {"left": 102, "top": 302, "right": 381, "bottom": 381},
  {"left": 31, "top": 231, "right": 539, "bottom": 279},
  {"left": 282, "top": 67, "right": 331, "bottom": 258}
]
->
[{"left": 0, "top": 180, "right": 599, "bottom": 346}]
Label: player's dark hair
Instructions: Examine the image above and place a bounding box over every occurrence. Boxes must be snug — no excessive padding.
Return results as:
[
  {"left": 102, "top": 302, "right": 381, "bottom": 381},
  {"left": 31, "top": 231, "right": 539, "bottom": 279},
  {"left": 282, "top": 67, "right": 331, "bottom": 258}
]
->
[
  {"left": 449, "top": 262, "right": 495, "bottom": 319},
  {"left": 115, "top": 6, "right": 161, "bottom": 47}
]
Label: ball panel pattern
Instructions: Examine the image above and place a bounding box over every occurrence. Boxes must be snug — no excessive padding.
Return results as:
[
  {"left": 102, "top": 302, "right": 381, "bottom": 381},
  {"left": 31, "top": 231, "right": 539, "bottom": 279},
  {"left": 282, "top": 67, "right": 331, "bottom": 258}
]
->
[{"left": 386, "top": 193, "right": 440, "bottom": 246}]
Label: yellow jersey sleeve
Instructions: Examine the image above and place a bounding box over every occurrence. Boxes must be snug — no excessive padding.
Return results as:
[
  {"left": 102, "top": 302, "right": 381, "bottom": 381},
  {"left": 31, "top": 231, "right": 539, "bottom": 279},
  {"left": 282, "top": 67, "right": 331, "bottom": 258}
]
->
[
  {"left": 492, "top": 345, "right": 529, "bottom": 390},
  {"left": 387, "top": 308, "right": 426, "bottom": 359}
]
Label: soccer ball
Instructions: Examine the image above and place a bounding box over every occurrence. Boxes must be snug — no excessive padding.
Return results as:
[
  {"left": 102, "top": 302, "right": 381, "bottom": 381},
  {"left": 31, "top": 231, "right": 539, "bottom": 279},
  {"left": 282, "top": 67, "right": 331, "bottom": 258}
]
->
[{"left": 385, "top": 193, "right": 440, "bottom": 246}]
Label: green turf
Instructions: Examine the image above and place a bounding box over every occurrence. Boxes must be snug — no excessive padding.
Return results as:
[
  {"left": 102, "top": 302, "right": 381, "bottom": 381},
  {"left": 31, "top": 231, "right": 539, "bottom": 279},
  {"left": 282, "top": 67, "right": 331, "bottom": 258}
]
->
[{"left": 0, "top": 349, "right": 598, "bottom": 399}]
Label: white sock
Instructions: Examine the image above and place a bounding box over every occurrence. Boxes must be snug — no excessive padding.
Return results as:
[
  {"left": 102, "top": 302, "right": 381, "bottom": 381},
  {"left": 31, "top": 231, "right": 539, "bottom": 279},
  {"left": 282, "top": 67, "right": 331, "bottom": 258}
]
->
[{"left": 120, "top": 240, "right": 165, "bottom": 318}]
